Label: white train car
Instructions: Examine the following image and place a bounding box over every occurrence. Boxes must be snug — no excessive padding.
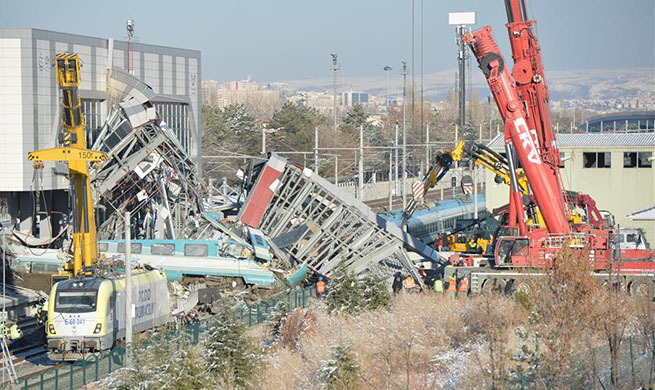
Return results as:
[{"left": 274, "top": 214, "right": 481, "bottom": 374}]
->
[{"left": 46, "top": 269, "right": 171, "bottom": 360}]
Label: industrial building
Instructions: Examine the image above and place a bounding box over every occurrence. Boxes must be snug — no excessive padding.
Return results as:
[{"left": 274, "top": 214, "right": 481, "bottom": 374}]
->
[
  {"left": 484, "top": 132, "right": 655, "bottom": 244},
  {"left": 0, "top": 28, "right": 201, "bottom": 232}
]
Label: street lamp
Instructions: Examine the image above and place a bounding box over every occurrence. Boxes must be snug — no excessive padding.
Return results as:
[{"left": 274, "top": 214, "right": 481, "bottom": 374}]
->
[{"left": 383, "top": 66, "right": 392, "bottom": 108}]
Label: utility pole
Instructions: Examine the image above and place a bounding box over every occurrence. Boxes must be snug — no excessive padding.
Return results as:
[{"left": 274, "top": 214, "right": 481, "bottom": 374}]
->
[
  {"left": 125, "top": 211, "right": 133, "bottom": 367},
  {"left": 388, "top": 147, "right": 393, "bottom": 210},
  {"left": 420, "top": 0, "right": 424, "bottom": 154},
  {"left": 314, "top": 126, "right": 318, "bottom": 172},
  {"left": 411, "top": 0, "right": 416, "bottom": 154},
  {"left": 261, "top": 124, "right": 266, "bottom": 154},
  {"left": 333, "top": 155, "right": 338, "bottom": 185},
  {"left": 425, "top": 124, "right": 430, "bottom": 175},
  {"left": 449, "top": 12, "right": 475, "bottom": 136},
  {"left": 358, "top": 125, "right": 364, "bottom": 200},
  {"left": 473, "top": 164, "right": 479, "bottom": 219},
  {"left": 384, "top": 66, "right": 392, "bottom": 108},
  {"left": 331, "top": 54, "right": 339, "bottom": 138},
  {"left": 394, "top": 122, "right": 399, "bottom": 196},
  {"left": 402, "top": 61, "right": 408, "bottom": 210},
  {"left": 457, "top": 25, "right": 467, "bottom": 130}
]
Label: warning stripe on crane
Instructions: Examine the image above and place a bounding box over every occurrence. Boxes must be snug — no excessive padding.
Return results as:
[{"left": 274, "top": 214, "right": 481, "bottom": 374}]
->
[{"left": 412, "top": 181, "right": 424, "bottom": 201}]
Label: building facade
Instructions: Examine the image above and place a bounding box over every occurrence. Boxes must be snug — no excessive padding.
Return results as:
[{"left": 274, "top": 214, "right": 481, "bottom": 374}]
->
[
  {"left": 0, "top": 28, "right": 201, "bottom": 231},
  {"left": 484, "top": 133, "right": 655, "bottom": 245}
]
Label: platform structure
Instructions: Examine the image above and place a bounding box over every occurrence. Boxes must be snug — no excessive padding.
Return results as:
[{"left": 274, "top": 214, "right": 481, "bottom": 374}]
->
[{"left": 239, "top": 154, "right": 441, "bottom": 285}]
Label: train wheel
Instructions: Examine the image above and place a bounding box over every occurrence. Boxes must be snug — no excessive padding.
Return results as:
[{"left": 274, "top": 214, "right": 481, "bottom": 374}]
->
[
  {"left": 507, "top": 279, "right": 531, "bottom": 296},
  {"left": 630, "top": 281, "right": 651, "bottom": 298},
  {"left": 515, "top": 280, "right": 531, "bottom": 296},
  {"left": 481, "top": 278, "right": 506, "bottom": 295}
]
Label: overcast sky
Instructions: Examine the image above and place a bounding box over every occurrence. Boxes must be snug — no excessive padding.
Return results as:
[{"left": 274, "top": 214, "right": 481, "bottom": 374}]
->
[{"left": 2, "top": 0, "right": 653, "bottom": 82}]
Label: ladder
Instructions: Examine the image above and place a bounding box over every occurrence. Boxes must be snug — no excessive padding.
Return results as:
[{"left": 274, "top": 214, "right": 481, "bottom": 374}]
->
[{"left": 1, "top": 336, "right": 18, "bottom": 384}]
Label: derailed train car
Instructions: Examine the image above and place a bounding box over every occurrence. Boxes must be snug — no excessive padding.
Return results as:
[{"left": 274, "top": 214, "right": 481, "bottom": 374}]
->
[{"left": 46, "top": 269, "right": 170, "bottom": 360}]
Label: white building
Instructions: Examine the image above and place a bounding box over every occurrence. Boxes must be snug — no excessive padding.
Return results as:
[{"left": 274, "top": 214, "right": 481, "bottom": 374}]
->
[{"left": 0, "top": 28, "right": 201, "bottom": 231}]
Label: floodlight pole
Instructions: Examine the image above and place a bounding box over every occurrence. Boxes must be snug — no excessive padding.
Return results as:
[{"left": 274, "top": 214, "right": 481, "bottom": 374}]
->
[{"left": 402, "top": 61, "right": 408, "bottom": 210}]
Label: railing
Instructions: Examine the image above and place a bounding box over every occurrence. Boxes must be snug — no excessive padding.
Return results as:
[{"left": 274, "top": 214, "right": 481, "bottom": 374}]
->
[{"left": 18, "top": 286, "right": 317, "bottom": 389}]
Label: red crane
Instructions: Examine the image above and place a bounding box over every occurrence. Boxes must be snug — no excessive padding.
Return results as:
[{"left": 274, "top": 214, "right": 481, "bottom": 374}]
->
[
  {"left": 463, "top": 0, "right": 615, "bottom": 269},
  {"left": 463, "top": 24, "right": 570, "bottom": 234}
]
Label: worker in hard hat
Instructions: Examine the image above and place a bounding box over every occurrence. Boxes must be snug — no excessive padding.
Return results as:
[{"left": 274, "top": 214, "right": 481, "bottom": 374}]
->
[
  {"left": 403, "top": 274, "right": 417, "bottom": 292},
  {"left": 392, "top": 273, "right": 403, "bottom": 294},
  {"left": 458, "top": 276, "right": 469, "bottom": 297},
  {"left": 316, "top": 276, "right": 327, "bottom": 297},
  {"left": 447, "top": 274, "right": 457, "bottom": 299},
  {"left": 433, "top": 277, "right": 444, "bottom": 294},
  {"left": 1, "top": 321, "right": 22, "bottom": 342},
  {"left": 10, "top": 322, "right": 22, "bottom": 341}
]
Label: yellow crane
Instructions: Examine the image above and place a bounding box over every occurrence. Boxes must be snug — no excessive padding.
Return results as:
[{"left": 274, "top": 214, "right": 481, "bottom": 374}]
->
[{"left": 28, "top": 53, "right": 108, "bottom": 281}]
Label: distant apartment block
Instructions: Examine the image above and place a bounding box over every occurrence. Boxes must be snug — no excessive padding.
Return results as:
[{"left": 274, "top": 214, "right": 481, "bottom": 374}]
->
[
  {"left": 341, "top": 91, "right": 369, "bottom": 107},
  {"left": 202, "top": 77, "right": 281, "bottom": 116}
]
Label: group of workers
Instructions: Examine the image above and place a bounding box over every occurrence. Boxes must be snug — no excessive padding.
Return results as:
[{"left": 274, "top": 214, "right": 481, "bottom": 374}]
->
[
  {"left": 313, "top": 265, "right": 470, "bottom": 297},
  {"left": 392, "top": 264, "right": 470, "bottom": 297}
]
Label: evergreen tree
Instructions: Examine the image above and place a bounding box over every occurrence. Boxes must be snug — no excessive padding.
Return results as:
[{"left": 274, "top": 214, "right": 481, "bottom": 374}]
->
[
  {"left": 341, "top": 104, "right": 385, "bottom": 146},
  {"left": 320, "top": 344, "right": 360, "bottom": 390},
  {"left": 326, "top": 268, "right": 362, "bottom": 314},
  {"left": 268, "top": 102, "right": 326, "bottom": 151},
  {"left": 359, "top": 273, "right": 391, "bottom": 312},
  {"left": 202, "top": 103, "right": 260, "bottom": 179},
  {"left": 326, "top": 268, "right": 391, "bottom": 314},
  {"left": 108, "top": 330, "right": 213, "bottom": 390},
  {"left": 205, "top": 304, "right": 259, "bottom": 389},
  {"left": 221, "top": 103, "right": 258, "bottom": 134}
]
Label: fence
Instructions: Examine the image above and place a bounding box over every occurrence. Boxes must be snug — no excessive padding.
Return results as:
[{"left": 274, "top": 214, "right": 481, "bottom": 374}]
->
[
  {"left": 17, "top": 286, "right": 317, "bottom": 390},
  {"left": 237, "top": 286, "right": 316, "bottom": 327}
]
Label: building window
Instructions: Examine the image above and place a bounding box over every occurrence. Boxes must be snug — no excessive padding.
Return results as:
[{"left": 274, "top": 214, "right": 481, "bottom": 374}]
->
[
  {"left": 624, "top": 152, "right": 652, "bottom": 168},
  {"left": 583, "top": 152, "right": 611, "bottom": 168}
]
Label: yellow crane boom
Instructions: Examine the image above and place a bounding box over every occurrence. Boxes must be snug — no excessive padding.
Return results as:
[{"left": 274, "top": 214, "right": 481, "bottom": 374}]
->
[{"left": 28, "top": 53, "right": 108, "bottom": 281}]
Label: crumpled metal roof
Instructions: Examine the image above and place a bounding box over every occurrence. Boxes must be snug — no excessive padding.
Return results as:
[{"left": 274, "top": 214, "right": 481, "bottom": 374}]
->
[{"left": 487, "top": 132, "right": 655, "bottom": 149}]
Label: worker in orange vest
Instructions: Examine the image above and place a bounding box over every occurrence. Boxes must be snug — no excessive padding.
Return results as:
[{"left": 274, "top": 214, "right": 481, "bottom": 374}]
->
[
  {"left": 458, "top": 276, "right": 469, "bottom": 296},
  {"left": 316, "top": 276, "right": 326, "bottom": 297},
  {"left": 447, "top": 274, "right": 457, "bottom": 299},
  {"left": 403, "top": 274, "right": 417, "bottom": 291}
]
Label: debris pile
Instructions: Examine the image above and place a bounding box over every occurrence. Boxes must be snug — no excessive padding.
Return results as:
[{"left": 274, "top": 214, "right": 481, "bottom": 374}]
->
[
  {"left": 92, "top": 69, "right": 205, "bottom": 240},
  {"left": 238, "top": 154, "right": 439, "bottom": 285}
]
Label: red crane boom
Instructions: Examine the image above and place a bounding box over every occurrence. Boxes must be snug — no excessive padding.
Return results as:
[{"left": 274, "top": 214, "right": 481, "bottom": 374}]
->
[{"left": 463, "top": 27, "right": 570, "bottom": 234}]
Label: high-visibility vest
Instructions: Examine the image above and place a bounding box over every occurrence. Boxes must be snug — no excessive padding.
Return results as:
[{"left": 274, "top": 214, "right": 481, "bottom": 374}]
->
[
  {"left": 434, "top": 279, "right": 444, "bottom": 293},
  {"left": 316, "top": 281, "right": 326, "bottom": 294},
  {"left": 447, "top": 276, "right": 457, "bottom": 292},
  {"left": 458, "top": 278, "right": 469, "bottom": 293},
  {"left": 403, "top": 276, "right": 416, "bottom": 289},
  {"left": 9, "top": 324, "right": 21, "bottom": 340}
]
